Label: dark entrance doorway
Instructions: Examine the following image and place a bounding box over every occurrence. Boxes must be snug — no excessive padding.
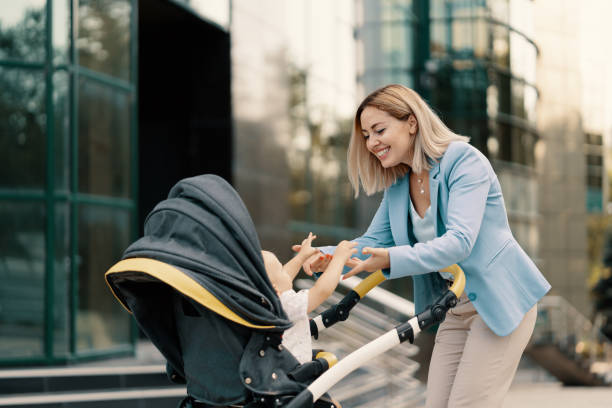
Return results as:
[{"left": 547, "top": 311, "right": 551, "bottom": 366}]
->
[{"left": 138, "top": 0, "right": 232, "bottom": 232}]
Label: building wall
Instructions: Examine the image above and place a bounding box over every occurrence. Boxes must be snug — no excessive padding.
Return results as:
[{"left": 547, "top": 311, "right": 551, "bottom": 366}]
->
[
  {"left": 231, "top": 0, "right": 361, "bottom": 260},
  {"left": 534, "top": 0, "right": 589, "bottom": 314}
]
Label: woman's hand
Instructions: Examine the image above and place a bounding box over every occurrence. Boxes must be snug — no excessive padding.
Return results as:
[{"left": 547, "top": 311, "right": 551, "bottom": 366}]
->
[
  {"left": 342, "top": 247, "right": 390, "bottom": 279},
  {"left": 332, "top": 240, "right": 358, "bottom": 263},
  {"left": 291, "top": 244, "right": 332, "bottom": 276}
]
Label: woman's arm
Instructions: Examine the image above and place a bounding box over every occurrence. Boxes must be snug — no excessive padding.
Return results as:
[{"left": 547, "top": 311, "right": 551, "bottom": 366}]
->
[{"left": 301, "top": 191, "right": 395, "bottom": 275}]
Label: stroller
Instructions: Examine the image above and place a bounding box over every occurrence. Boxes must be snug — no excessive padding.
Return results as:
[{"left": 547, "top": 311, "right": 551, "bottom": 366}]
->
[{"left": 105, "top": 175, "right": 465, "bottom": 408}]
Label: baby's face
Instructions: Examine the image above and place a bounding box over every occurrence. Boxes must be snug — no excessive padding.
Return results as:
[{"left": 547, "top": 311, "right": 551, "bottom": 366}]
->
[{"left": 261, "top": 251, "right": 292, "bottom": 294}]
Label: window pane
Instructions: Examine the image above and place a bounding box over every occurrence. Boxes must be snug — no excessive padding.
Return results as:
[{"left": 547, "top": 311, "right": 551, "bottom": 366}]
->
[
  {"left": 0, "top": 67, "right": 46, "bottom": 189},
  {"left": 0, "top": 201, "right": 46, "bottom": 359},
  {"left": 0, "top": 0, "right": 46, "bottom": 63},
  {"left": 489, "top": 0, "right": 509, "bottom": 23},
  {"left": 53, "top": 0, "right": 70, "bottom": 65},
  {"left": 491, "top": 23, "right": 510, "bottom": 68},
  {"left": 430, "top": 21, "right": 448, "bottom": 58},
  {"left": 78, "top": 78, "right": 131, "bottom": 198},
  {"left": 54, "top": 70, "right": 70, "bottom": 192},
  {"left": 451, "top": 20, "right": 475, "bottom": 58},
  {"left": 77, "top": 204, "right": 131, "bottom": 352},
  {"left": 363, "top": 0, "right": 414, "bottom": 24},
  {"left": 54, "top": 203, "right": 70, "bottom": 357},
  {"left": 78, "top": 0, "right": 131, "bottom": 80},
  {"left": 381, "top": 21, "right": 413, "bottom": 68}
]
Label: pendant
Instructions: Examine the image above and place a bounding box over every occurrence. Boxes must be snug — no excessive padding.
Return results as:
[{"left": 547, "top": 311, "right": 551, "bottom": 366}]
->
[{"left": 420, "top": 188, "right": 425, "bottom": 194}]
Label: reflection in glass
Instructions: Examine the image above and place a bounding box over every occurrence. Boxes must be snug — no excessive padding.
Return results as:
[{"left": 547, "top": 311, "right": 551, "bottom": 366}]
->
[
  {"left": 495, "top": 164, "right": 538, "bottom": 257},
  {"left": 53, "top": 0, "right": 70, "bottom": 65},
  {"left": 54, "top": 203, "right": 70, "bottom": 357},
  {"left": 0, "top": 201, "right": 46, "bottom": 358},
  {"left": 54, "top": 71, "right": 70, "bottom": 192},
  {"left": 287, "top": 64, "right": 356, "bottom": 238},
  {"left": 491, "top": 23, "right": 510, "bottom": 67},
  {"left": 363, "top": 0, "right": 414, "bottom": 24},
  {"left": 0, "top": 67, "right": 46, "bottom": 189},
  {"left": 0, "top": 0, "right": 46, "bottom": 62},
  {"left": 77, "top": 204, "right": 131, "bottom": 351},
  {"left": 382, "top": 21, "right": 413, "bottom": 68},
  {"left": 78, "top": 0, "right": 131, "bottom": 80},
  {"left": 489, "top": 0, "right": 510, "bottom": 23},
  {"left": 78, "top": 78, "right": 131, "bottom": 198}
]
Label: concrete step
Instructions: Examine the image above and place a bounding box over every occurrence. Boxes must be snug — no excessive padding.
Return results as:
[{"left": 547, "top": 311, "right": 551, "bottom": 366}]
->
[
  {"left": 0, "top": 365, "right": 175, "bottom": 394},
  {"left": 0, "top": 387, "right": 185, "bottom": 407},
  {"left": 0, "top": 364, "right": 186, "bottom": 407}
]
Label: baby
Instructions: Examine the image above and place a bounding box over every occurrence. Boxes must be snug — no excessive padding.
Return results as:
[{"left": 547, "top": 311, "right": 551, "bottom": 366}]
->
[{"left": 261, "top": 233, "right": 357, "bottom": 364}]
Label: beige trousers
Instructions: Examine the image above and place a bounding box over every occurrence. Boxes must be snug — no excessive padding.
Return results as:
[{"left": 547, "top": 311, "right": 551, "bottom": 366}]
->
[{"left": 425, "top": 292, "right": 537, "bottom": 408}]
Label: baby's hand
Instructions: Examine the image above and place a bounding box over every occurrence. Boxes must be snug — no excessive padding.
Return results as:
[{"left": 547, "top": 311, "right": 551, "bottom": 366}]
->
[
  {"left": 298, "top": 232, "right": 319, "bottom": 259},
  {"left": 333, "top": 240, "right": 358, "bottom": 262}
]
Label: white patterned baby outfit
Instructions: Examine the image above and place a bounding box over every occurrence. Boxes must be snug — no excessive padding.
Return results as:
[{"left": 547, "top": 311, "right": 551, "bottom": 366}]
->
[{"left": 279, "top": 289, "right": 312, "bottom": 364}]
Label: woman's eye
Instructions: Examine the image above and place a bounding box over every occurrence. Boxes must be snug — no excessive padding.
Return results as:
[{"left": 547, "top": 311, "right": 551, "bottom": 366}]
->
[
  {"left": 376, "top": 128, "right": 385, "bottom": 135},
  {"left": 363, "top": 134, "right": 369, "bottom": 140}
]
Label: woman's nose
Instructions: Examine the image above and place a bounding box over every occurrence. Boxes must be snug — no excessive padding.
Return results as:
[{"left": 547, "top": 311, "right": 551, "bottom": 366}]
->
[{"left": 367, "top": 136, "right": 378, "bottom": 151}]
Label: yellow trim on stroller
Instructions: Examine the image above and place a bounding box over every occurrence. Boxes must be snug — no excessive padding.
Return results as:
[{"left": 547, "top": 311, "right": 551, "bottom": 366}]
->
[
  {"left": 351, "top": 270, "right": 386, "bottom": 298},
  {"left": 314, "top": 351, "right": 338, "bottom": 368},
  {"left": 105, "top": 258, "right": 275, "bottom": 329},
  {"left": 440, "top": 264, "right": 466, "bottom": 298}
]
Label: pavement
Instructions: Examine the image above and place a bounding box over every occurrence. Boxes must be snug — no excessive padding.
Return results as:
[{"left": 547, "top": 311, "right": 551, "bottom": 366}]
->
[
  {"left": 504, "top": 382, "right": 612, "bottom": 407},
  {"left": 501, "top": 360, "right": 612, "bottom": 408}
]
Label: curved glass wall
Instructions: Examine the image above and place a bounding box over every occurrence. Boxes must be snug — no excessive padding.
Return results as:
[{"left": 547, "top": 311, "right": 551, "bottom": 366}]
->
[
  {"left": 358, "top": 0, "right": 539, "bottom": 259},
  {"left": 0, "top": 0, "right": 136, "bottom": 365}
]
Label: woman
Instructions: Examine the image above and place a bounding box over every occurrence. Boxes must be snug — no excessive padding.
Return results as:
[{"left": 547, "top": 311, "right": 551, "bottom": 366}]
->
[{"left": 298, "top": 84, "right": 551, "bottom": 407}]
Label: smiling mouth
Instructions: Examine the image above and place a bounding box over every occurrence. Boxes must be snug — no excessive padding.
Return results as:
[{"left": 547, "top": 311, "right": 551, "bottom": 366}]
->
[{"left": 376, "top": 147, "right": 390, "bottom": 158}]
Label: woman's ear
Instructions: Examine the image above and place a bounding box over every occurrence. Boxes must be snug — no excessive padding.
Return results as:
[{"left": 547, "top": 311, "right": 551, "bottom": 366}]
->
[{"left": 408, "top": 114, "right": 418, "bottom": 136}]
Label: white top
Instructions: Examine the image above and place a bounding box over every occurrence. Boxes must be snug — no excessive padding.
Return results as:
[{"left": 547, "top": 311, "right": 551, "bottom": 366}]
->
[
  {"left": 409, "top": 197, "right": 454, "bottom": 281},
  {"left": 279, "top": 289, "right": 312, "bottom": 364}
]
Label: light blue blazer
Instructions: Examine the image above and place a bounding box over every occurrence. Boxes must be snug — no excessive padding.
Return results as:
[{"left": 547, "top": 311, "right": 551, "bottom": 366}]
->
[{"left": 326, "top": 141, "right": 550, "bottom": 336}]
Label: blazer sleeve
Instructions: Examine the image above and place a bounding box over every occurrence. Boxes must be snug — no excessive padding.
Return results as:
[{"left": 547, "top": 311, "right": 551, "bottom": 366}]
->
[
  {"left": 387, "top": 143, "right": 491, "bottom": 279},
  {"left": 318, "top": 191, "right": 395, "bottom": 265}
]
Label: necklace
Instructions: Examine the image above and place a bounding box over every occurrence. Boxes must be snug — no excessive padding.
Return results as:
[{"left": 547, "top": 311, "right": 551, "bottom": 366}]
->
[
  {"left": 412, "top": 172, "right": 426, "bottom": 194},
  {"left": 417, "top": 177, "right": 425, "bottom": 194}
]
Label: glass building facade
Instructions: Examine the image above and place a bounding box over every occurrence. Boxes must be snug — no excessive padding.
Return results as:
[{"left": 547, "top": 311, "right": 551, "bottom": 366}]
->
[
  {"left": 0, "top": 1, "right": 137, "bottom": 364},
  {"left": 357, "top": 0, "right": 540, "bottom": 260}
]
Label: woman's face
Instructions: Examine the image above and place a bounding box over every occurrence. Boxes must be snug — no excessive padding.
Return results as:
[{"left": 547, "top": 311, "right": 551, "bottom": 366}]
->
[{"left": 360, "top": 106, "right": 417, "bottom": 168}]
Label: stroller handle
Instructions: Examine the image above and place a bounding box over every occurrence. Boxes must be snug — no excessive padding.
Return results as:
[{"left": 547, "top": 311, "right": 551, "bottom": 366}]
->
[
  {"left": 309, "top": 270, "right": 386, "bottom": 339},
  {"left": 351, "top": 269, "right": 387, "bottom": 297},
  {"left": 439, "top": 264, "right": 466, "bottom": 299},
  {"left": 290, "top": 265, "right": 466, "bottom": 408}
]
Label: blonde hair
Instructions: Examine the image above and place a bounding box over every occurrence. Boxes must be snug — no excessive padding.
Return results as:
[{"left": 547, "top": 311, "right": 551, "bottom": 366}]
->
[{"left": 348, "top": 84, "right": 470, "bottom": 197}]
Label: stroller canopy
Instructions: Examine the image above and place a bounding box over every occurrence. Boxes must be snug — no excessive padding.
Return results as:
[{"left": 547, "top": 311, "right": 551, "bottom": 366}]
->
[{"left": 106, "top": 174, "right": 292, "bottom": 331}]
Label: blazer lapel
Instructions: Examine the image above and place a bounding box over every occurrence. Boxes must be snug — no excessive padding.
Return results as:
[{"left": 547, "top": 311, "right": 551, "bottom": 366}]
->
[
  {"left": 388, "top": 174, "right": 411, "bottom": 245},
  {"left": 429, "top": 161, "right": 441, "bottom": 237}
]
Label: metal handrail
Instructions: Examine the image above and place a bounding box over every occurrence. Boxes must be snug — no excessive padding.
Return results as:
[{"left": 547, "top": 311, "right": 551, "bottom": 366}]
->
[{"left": 532, "top": 295, "right": 612, "bottom": 383}]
